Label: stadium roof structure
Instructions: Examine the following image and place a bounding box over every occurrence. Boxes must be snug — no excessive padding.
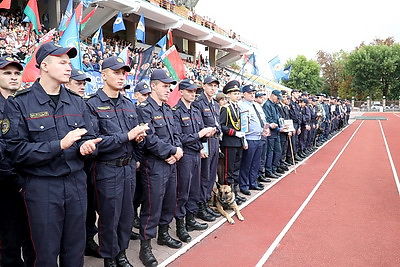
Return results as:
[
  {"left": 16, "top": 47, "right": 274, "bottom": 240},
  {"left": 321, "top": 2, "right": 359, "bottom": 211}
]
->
[{"left": 83, "top": 0, "right": 255, "bottom": 66}]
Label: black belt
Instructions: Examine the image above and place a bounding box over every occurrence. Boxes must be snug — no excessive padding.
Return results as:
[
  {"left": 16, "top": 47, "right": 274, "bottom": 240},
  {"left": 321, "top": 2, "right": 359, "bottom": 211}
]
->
[{"left": 100, "top": 157, "right": 133, "bottom": 167}]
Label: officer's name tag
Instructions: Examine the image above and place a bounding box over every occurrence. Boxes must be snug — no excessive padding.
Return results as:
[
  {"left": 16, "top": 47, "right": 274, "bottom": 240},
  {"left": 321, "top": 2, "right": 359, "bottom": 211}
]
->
[
  {"left": 204, "top": 108, "right": 211, "bottom": 112},
  {"left": 181, "top": 117, "right": 190, "bottom": 121},
  {"left": 97, "top": 106, "right": 111, "bottom": 110},
  {"left": 153, "top": 115, "right": 163, "bottom": 120},
  {"left": 30, "top": 111, "right": 49, "bottom": 118}
]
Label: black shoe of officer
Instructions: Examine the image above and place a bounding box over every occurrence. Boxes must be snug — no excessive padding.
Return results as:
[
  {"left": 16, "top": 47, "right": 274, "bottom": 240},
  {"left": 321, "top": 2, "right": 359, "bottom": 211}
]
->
[
  {"left": 204, "top": 201, "right": 221, "bottom": 218},
  {"left": 186, "top": 212, "right": 208, "bottom": 232},
  {"left": 175, "top": 217, "right": 192, "bottom": 243},
  {"left": 133, "top": 215, "right": 140, "bottom": 229},
  {"left": 85, "top": 237, "right": 101, "bottom": 258},
  {"left": 115, "top": 250, "right": 133, "bottom": 267},
  {"left": 258, "top": 176, "right": 271, "bottom": 183},
  {"left": 273, "top": 171, "right": 282, "bottom": 177},
  {"left": 235, "top": 193, "right": 247, "bottom": 202},
  {"left": 294, "top": 154, "right": 303, "bottom": 161},
  {"left": 280, "top": 165, "right": 289, "bottom": 171},
  {"left": 104, "top": 258, "right": 117, "bottom": 267},
  {"left": 130, "top": 231, "right": 139, "bottom": 240},
  {"left": 266, "top": 172, "right": 280, "bottom": 179},
  {"left": 157, "top": 224, "right": 182, "bottom": 249},
  {"left": 276, "top": 167, "right": 285, "bottom": 174},
  {"left": 196, "top": 202, "right": 216, "bottom": 222},
  {"left": 235, "top": 197, "right": 243, "bottom": 205},
  {"left": 139, "top": 240, "right": 158, "bottom": 267}
]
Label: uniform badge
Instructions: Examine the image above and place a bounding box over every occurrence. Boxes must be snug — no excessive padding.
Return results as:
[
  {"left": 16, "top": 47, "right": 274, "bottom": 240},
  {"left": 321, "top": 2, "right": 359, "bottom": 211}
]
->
[
  {"left": 97, "top": 106, "right": 111, "bottom": 110},
  {"left": 30, "top": 111, "right": 49, "bottom": 118},
  {"left": 1, "top": 118, "right": 10, "bottom": 135},
  {"left": 182, "top": 116, "right": 190, "bottom": 121},
  {"left": 153, "top": 115, "right": 163, "bottom": 120},
  {"left": 6, "top": 57, "right": 13, "bottom": 62},
  {"left": 166, "top": 72, "right": 170, "bottom": 77},
  {"left": 117, "top": 58, "right": 124, "bottom": 63}
]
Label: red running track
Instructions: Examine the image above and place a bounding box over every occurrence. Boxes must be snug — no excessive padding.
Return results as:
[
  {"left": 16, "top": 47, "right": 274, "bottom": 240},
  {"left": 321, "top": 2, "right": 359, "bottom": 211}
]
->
[{"left": 168, "top": 115, "right": 400, "bottom": 267}]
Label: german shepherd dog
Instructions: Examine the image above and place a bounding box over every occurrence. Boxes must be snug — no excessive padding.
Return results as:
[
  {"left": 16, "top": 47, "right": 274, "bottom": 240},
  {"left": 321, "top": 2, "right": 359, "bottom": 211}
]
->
[{"left": 210, "top": 183, "right": 245, "bottom": 224}]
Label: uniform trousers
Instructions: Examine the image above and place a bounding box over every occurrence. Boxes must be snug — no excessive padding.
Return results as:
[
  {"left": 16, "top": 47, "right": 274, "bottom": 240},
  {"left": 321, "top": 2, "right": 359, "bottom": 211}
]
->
[
  {"left": 23, "top": 172, "right": 87, "bottom": 267},
  {"left": 176, "top": 150, "right": 201, "bottom": 218},
  {"left": 200, "top": 137, "right": 219, "bottom": 202},
  {"left": 239, "top": 140, "right": 263, "bottom": 190},
  {"left": 140, "top": 157, "right": 177, "bottom": 240},
  {"left": 94, "top": 162, "right": 135, "bottom": 258}
]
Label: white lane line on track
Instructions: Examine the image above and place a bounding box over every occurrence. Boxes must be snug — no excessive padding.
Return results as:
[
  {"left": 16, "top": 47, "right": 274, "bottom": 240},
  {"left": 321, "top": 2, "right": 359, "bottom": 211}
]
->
[
  {"left": 378, "top": 120, "right": 400, "bottom": 195},
  {"left": 160, "top": 122, "right": 353, "bottom": 267},
  {"left": 255, "top": 120, "right": 365, "bottom": 267}
]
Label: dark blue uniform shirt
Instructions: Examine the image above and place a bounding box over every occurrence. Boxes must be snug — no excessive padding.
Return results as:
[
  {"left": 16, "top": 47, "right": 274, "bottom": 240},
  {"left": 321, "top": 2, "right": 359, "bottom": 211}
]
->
[
  {"left": 137, "top": 96, "right": 182, "bottom": 159},
  {"left": 172, "top": 99, "right": 204, "bottom": 152},
  {"left": 86, "top": 88, "right": 139, "bottom": 161},
  {"left": 192, "top": 92, "right": 220, "bottom": 135},
  {"left": 263, "top": 99, "right": 280, "bottom": 137},
  {"left": 2, "top": 81, "right": 96, "bottom": 177}
]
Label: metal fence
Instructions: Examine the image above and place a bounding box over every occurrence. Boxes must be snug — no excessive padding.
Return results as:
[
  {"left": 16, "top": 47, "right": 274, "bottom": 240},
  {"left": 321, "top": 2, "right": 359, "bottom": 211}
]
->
[{"left": 353, "top": 99, "right": 400, "bottom": 112}]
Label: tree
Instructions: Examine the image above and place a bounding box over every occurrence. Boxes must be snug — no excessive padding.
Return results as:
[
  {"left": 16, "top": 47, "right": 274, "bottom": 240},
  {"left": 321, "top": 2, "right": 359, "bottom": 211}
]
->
[
  {"left": 282, "top": 55, "right": 323, "bottom": 94},
  {"left": 345, "top": 44, "right": 400, "bottom": 100}
]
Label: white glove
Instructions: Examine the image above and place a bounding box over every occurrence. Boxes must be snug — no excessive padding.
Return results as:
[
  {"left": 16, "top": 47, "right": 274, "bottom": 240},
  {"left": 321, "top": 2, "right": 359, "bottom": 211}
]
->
[{"left": 235, "top": 131, "right": 245, "bottom": 138}]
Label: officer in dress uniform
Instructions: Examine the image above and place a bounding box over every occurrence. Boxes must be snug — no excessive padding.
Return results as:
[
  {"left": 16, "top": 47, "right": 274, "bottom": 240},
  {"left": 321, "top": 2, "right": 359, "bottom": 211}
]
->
[
  {"left": 86, "top": 56, "right": 149, "bottom": 267},
  {"left": 1, "top": 42, "right": 101, "bottom": 267},
  {"left": 192, "top": 75, "right": 221, "bottom": 221},
  {"left": 298, "top": 97, "right": 311, "bottom": 157},
  {"left": 0, "top": 57, "right": 35, "bottom": 267},
  {"left": 219, "top": 80, "right": 247, "bottom": 205},
  {"left": 136, "top": 69, "right": 183, "bottom": 267},
  {"left": 172, "top": 79, "right": 214, "bottom": 243}
]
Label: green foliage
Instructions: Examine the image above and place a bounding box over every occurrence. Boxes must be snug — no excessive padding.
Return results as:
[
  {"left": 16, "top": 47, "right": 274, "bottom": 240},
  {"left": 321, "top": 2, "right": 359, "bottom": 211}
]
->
[
  {"left": 281, "top": 55, "right": 323, "bottom": 94},
  {"left": 345, "top": 44, "right": 400, "bottom": 99}
]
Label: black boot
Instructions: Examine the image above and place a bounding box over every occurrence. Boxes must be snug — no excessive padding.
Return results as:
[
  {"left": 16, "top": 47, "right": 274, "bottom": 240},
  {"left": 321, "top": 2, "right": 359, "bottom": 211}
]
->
[
  {"left": 115, "top": 250, "right": 133, "bottom": 267},
  {"left": 85, "top": 237, "right": 101, "bottom": 258},
  {"left": 104, "top": 258, "right": 117, "bottom": 267},
  {"left": 157, "top": 224, "right": 182, "bottom": 249},
  {"left": 186, "top": 212, "right": 208, "bottom": 231},
  {"left": 130, "top": 231, "right": 139, "bottom": 240},
  {"left": 139, "top": 240, "right": 158, "bottom": 267},
  {"left": 196, "top": 202, "right": 216, "bottom": 222},
  {"left": 176, "top": 217, "right": 192, "bottom": 242},
  {"left": 204, "top": 201, "right": 221, "bottom": 217}
]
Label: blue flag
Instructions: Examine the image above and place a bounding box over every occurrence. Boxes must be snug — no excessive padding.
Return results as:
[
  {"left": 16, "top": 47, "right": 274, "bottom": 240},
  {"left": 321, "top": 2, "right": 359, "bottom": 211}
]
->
[
  {"left": 269, "top": 56, "right": 285, "bottom": 82},
  {"left": 156, "top": 35, "right": 166, "bottom": 58},
  {"left": 282, "top": 64, "right": 292, "bottom": 81},
  {"left": 58, "top": 0, "right": 73, "bottom": 31},
  {"left": 136, "top": 13, "right": 145, "bottom": 43},
  {"left": 92, "top": 27, "right": 104, "bottom": 52},
  {"left": 248, "top": 53, "right": 259, "bottom": 76},
  {"left": 82, "top": 0, "right": 93, "bottom": 7},
  {"left": 113, "top": 11, "right": 126, "bottom": 33},
  {"left": 59, "top": 12, "right": 82, "bottom": 70}
]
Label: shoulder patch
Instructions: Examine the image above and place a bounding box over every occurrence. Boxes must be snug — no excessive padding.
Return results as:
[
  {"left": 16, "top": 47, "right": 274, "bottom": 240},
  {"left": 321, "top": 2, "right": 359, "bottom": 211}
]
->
[
  {"left": 13, "top": 88, "right": 30, "bottom": 97},
  {"left": 1, "top": 118, "right": 10, "bottom": 135}
]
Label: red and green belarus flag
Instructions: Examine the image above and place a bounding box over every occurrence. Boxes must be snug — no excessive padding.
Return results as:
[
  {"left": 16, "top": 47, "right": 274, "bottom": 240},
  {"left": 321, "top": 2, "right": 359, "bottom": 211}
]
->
[
  {"left": 24, "top": 0, "right": 41, "bottom": 34},
  {"left": 161, "top": 45, "right": 186, "bottom": 106}
]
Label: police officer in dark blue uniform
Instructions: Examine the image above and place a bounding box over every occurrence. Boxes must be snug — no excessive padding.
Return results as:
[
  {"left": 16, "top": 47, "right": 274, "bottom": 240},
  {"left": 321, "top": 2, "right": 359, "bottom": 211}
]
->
[
  {"left": 192, "top": 75, "right": 221, "bottom": 220},
  {"left": 65, "top": 68, "right": 101, "bottom": 258},
  {"left": 173, "top": 79, "right": 214, "bottom": 243},
  {"left": 2, "top": 42, "right": 101, "bottom": 267},
  {"left": 288, "top": 89, "right": 303, "bottom": 163},
  {"left": 136, "top": 69, "right": 183, "bottom": 267},
  {"left": 86, "top": 56, "right": 149, "bottom": 267},
  {"left": 0, "top": 57, "right": 34, "bottom": 267},
  {"left": 298, "top": 97, "right": 311, "bottom": 157}
]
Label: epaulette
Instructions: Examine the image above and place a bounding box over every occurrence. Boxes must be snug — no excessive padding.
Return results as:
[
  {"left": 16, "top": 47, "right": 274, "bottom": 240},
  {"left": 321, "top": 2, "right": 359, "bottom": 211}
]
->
[
  {"left": 138, "top": 101, "right": 148, "bottom": 107},
  {"left": 13, "top": 87, "right": 30, "bottom": 97},
  {"left": 172, "top": 105, "right": 181, "bottom": 111},
  {"left": 65, "top": 88, "right": 81, "bottom": 97}
]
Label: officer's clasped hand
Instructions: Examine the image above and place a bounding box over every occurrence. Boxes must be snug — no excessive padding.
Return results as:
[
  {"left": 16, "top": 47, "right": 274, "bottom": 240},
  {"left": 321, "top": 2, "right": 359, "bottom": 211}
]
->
[{"left": 60, "top": 128, "right": 88, "bottom": 150}]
